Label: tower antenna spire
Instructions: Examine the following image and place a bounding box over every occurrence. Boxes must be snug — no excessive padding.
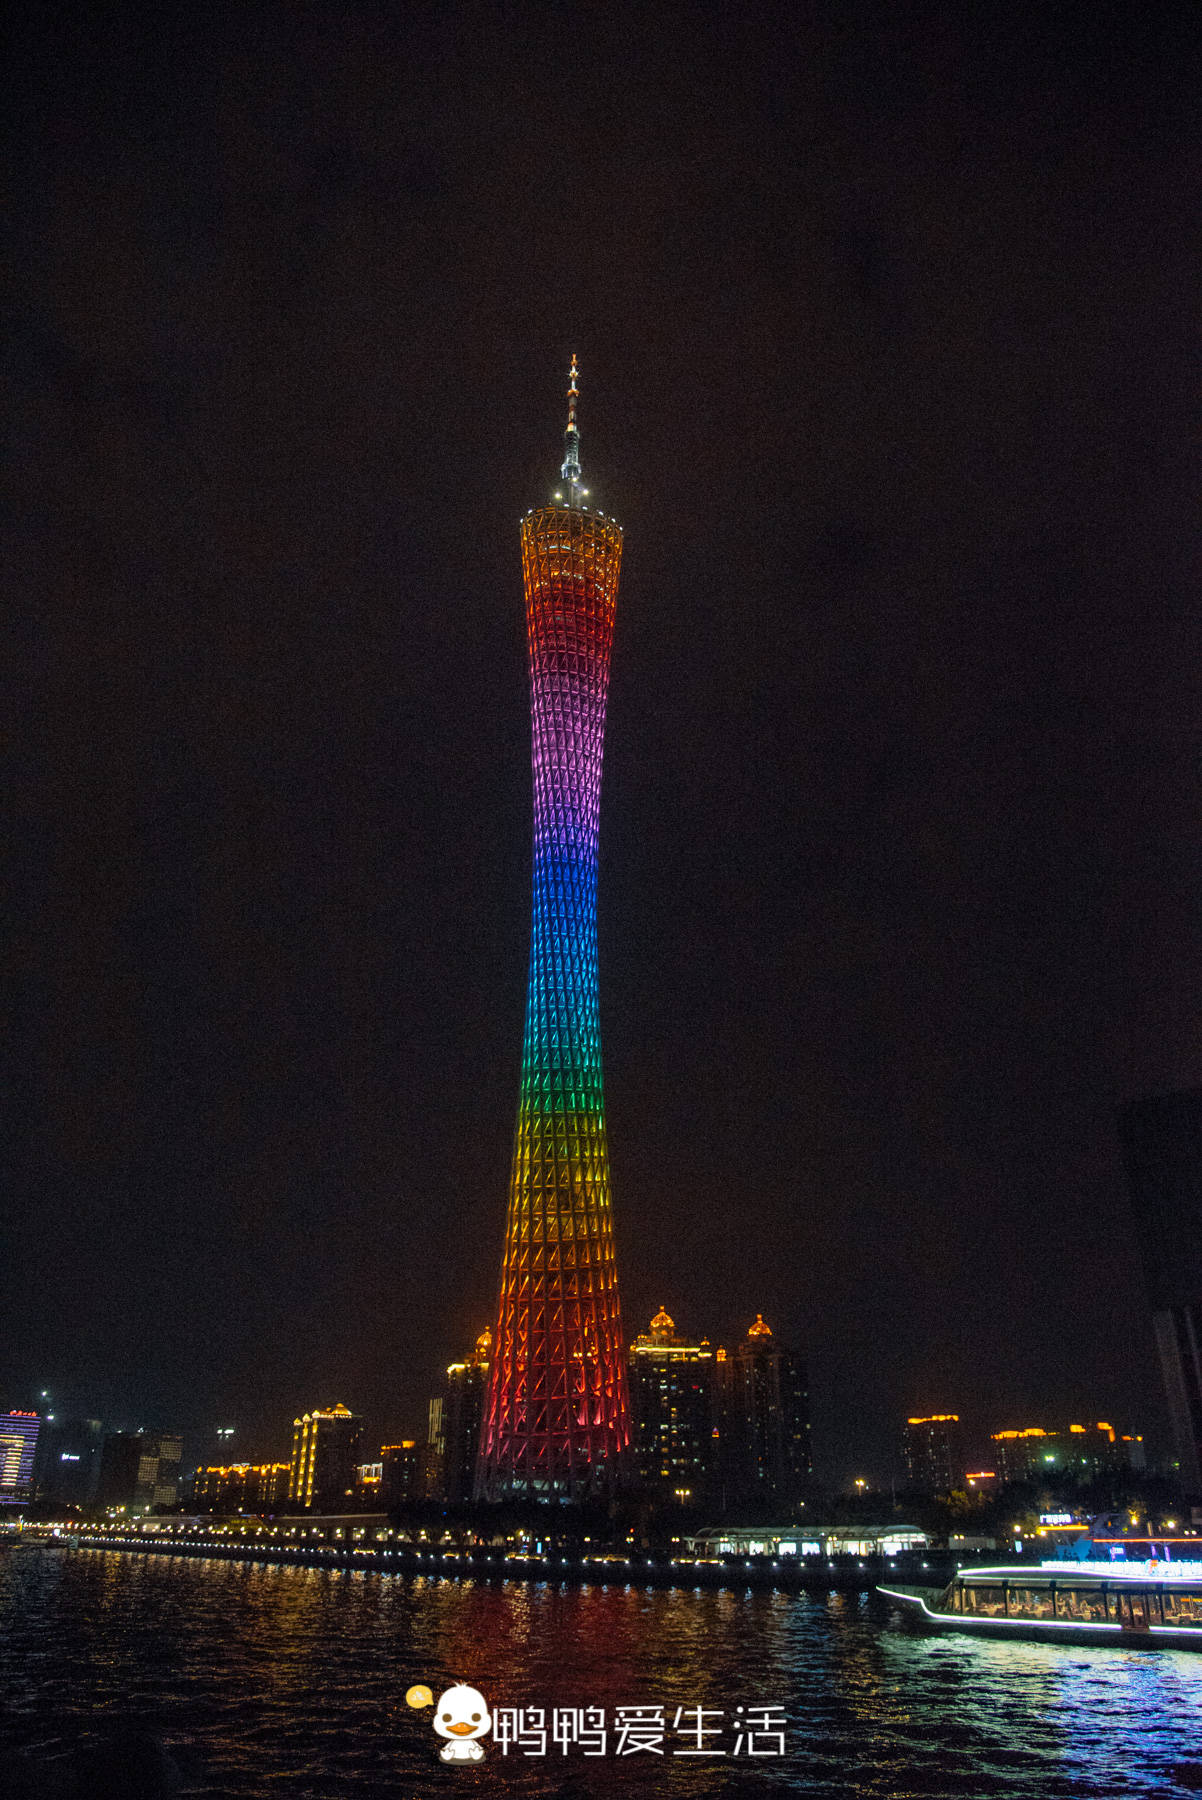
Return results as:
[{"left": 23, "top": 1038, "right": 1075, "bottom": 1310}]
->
[{"left": 560, "top": 354, "right": 583, "bottom": 505}]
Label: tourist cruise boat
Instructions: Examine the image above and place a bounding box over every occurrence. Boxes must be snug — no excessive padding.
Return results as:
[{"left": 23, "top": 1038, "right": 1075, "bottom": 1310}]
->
[{"left": 881, "top": 1556, "right": 1202, "bottom": 1650}]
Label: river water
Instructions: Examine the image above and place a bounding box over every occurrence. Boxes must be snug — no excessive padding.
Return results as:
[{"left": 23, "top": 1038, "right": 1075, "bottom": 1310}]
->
[{"left": 3, "top": 1547, "right": 1202, "bottom": 1797}]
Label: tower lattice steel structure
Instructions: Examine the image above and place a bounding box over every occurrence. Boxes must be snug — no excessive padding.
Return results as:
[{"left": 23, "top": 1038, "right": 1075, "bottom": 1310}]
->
[{"left": 477, "top": 359, "right": 631, "bottom": 1499}]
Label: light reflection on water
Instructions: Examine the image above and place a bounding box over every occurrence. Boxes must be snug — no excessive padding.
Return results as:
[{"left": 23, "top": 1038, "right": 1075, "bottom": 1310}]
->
[{"left": 2, "top": 1549, "right": 1202, "bottom": 1797}]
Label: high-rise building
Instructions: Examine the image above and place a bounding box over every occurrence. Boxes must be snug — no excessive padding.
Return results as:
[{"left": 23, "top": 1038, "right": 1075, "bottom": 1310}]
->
[
  {"left": 627, "top": 1309, "right": 717, "bottom": 1502},
  {"left": 716, "top": 1316, "right": 810, "bottom": 1514},
  {"left": 35, "top": 1418, "right": 104, "bottom": 1509},
  {"left": 380, "top": 1441, "right": 421, "bottom": 1507},
  {"left": 444, "top": 1329, "right": 491, "bottom": 1504},
  {"left": 427, "top": 1397, "right": 445, "bottom": 1462},
  {"left": 988, "top": 1426, "right": 1041, "bottom": 1482},
  {"left": 94, "top": 1430, "right": 181, "bottom": 1514},
  {"left": 903, "top": 1415, "right": 965, "bottom": 1493},
  {"left": 1118, "top": 1088, "right": 1202, "bottom": 1494},
  {"left": 0, "top": 1411, "right": 42, "bottom": 1507},
  {"left": 478, "top": 361, "right": 630, "bottom": 1501},
  {"left": 288, "top": 1405, "right": 362, "bottom": 1512},
  {"left": 422, "top": 1397, "right": 447, "bottom": 1501},
  {"left": 989, "top": 1423, "right": 1145, "bottom": 1483},
  {"left": 134, "top": 1433, "right": 183, "bottom": 1512},
  {"left": 95, "top": 1433, "right": 142, "bottom": 1511}
]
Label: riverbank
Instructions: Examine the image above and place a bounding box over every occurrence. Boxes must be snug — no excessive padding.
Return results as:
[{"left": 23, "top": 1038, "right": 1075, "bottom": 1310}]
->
[{"left": 72, "top": 1528, "right": 964, "bottom": 1593}]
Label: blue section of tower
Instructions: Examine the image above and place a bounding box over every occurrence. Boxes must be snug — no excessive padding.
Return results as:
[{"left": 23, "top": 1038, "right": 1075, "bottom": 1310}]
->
[
  {"left": 519, "top": 503, "right": 611, "bottom": 1124},
  {"left": 522, "top": 843, "right": 603, "bottom": 1117}
]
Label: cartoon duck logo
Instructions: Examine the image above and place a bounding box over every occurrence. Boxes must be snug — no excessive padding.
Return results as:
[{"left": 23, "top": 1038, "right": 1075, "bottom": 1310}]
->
[{"left": 407, "top": 1681, "right": 492, "bottom": 1764}]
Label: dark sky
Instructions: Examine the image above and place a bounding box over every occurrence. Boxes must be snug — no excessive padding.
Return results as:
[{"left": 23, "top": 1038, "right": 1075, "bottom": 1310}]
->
[{"left": 6, "top": 1, "right": 1202, "bottom": 1483}]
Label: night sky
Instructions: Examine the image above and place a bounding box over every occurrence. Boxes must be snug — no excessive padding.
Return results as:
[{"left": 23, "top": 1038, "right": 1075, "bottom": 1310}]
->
[{"left": 6, "top": 2, "right": 1202, "bottom": 1484}]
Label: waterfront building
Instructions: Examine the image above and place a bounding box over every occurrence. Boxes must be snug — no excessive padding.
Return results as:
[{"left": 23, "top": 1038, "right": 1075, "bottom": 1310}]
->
[
  {"left": 253, "top": 1462, "right": 291, "bottom": 1512},
  {"left": 627, "top": 1308, "right": 716, "bottom": 1501},
  {"left": 1118, "top": 1088, "right": 1202, "bottom": 1495},
  {"left": 716, "top": 1316, "right": 811, "bottom": 1512},
  {"left": 444, "top": 1328, "right": 491, "bottom": 1504},
  {"left": 0, "top": 1411, "right": 42, "bottom": 1507},
  {"left": 191, "top": 1462, "right": 290, "bottom": 1513},
  {"left": 189, "top": 1466, "right": 222, "bottom": 1508},
  {"left": 478, "top": 360, "right": 631, "bottom": 1501},
  {"left": 685, "top": 1522, "right": 928, "bottom": 1558},
  {"left": 34, "top": 1417, "right": 104, "bottom": 1509},
  {"left": 288, "top": 1405, "right": 362, "bottom": 1512},
  {"left": 903, "top": 1414, "right": 965, "bottom": 1493},
  {"left": 380, "top": 1442, "right": 421, "bottom": 1506}
]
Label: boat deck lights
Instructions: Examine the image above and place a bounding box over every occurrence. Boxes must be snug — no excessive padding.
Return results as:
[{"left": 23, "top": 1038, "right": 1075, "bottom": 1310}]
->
[{"left": 1037, "top": 1559, "right": 1202, "bottom": 1580}]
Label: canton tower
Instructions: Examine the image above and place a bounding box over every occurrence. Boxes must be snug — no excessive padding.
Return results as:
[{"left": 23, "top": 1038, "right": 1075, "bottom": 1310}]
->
[{"left": 477, "top": 359, "right": 631, "bottom": 1499}]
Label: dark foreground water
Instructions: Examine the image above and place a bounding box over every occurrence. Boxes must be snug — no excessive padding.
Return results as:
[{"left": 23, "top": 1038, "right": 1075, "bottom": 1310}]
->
[{"left": 4, "top": 1548, "right": 1202, "bottom": 1798}]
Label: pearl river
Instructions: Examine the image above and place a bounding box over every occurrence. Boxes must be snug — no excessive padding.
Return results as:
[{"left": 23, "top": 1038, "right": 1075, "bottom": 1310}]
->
[{"left": 4, "top": 1533, "right": 1202, "bottom": 1798}]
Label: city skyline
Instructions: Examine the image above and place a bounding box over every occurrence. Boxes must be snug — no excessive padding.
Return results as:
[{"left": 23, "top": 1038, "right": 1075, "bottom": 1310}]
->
[
  {"left": 8, "top": 1309, "right": 1158, "bottom": 1508},
  {"left": 8, "top": 12, "right": 1202, "bottom": 1797},
  {"left": 7, "top": 4, "right": 1201, "bottom": 1485}
]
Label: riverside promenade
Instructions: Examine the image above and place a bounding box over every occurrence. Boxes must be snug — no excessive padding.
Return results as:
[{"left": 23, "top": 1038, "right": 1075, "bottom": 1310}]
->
[{"left": 70, "top": 1525, "right": 964, "bottom": 1594}]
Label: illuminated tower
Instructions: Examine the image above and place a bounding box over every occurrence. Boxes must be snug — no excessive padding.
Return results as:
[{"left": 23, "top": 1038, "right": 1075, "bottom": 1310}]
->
[{"left": 477, "top": 359, "right": 631, "bottom": 1499}]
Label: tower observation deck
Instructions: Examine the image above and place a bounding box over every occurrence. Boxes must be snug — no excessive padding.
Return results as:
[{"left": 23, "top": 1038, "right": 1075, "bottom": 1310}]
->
[{"left": 477, "top": 359, "right": 631, "bottom": 1499}]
